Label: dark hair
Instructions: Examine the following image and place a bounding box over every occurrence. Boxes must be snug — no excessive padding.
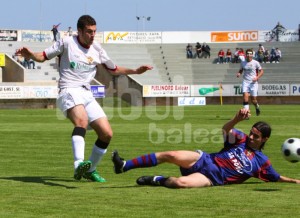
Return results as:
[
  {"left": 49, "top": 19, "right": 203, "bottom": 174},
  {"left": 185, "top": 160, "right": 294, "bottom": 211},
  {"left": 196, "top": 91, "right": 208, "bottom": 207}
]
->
[
  {"left": 77, "top": 15, "right": 96, "bottom": 30},
  {"left": 246, "top": 48, "right": 253, "bottom": 54},
  {"left": 252, "top": 121, "right": 271, "bottom": 149}
]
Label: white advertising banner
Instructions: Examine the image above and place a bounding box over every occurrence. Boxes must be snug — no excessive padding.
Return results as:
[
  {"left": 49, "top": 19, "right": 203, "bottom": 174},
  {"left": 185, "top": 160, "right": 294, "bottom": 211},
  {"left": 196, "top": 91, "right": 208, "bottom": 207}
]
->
[
  {"left": 161, "top": 31, "right": 211, "bottom": 44},
  {"left": 18, "top": 29, "right": 299, "bottom": 44},
  {"left": 0, "top": 86, "right": 22, "bottom": 99},
  {"left": 259, "top": 84, "right": 289, "bottom": 96},
  {"left": 0, "top": 86, "right": 58, "bottom": 99},
  {"left": 259, "top": 29, "right": 299, "bottom": 42},
  {"left": 289, "top": 84, "right": 300, "bottom": 96},
  {"left": 21, "top": 30, "right": 53, "bottom": 42},
  {"left": 178, "top": 97, "right": 206, "bottom": 106},
  {"left": 104, "top": 31, "right": 162, "bottom": 44},
  {"left": 191, "top": 85, "right": 226, "bottom": 96},
  {"left": 143, "top": 85, "right": 190, "bottom": 97},
  {"left": 191, "top": 84, "right": 290, "bottom": 97},
  {"left": 0, "top": 86, "right": 107, "bottom": 99}
]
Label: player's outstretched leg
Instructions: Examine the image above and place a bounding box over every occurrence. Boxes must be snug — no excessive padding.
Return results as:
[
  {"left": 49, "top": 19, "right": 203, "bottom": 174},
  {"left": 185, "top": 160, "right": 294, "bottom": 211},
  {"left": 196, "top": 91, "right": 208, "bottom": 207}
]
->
[
  {"left": 74, "top": 160, "right": 92, "bottom": 180},
  {"left": 112, "top": 150, "right": 126, "bottom": 174},
  {"left": 136, "top": 176, "right": 166, "bottom": 186},
  {"left": 112, "top": 150, "right": 158, "bottom": 173}
]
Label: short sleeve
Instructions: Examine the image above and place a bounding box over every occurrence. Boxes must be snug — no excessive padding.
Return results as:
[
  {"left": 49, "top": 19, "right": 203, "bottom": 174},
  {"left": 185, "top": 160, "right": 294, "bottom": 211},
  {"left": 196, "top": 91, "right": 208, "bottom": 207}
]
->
[
  {"left": 254, "top": 160, "right": 280, "bottom": 182},
  {"left": 44, "top": 39, "right": 65, "bottom": 60},
  {"left": 99, "top": 47, "right": 116, "bottom": 70}
]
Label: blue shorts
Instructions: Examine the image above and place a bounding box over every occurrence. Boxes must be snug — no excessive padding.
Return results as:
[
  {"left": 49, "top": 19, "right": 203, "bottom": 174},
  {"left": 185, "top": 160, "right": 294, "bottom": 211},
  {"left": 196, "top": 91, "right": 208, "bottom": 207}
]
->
[{"left": 180, "top": 151, "right": 224, "bottom": 186}]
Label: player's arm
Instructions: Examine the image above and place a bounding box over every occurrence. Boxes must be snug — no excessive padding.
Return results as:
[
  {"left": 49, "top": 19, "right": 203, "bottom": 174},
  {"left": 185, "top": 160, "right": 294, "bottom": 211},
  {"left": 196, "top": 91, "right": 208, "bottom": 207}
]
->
[
  {"left": 236, "top": 68, "right": 243, "bottom": 78},
  {"left": 222, "top": 108, "right": 250, "bottom": 136},
  {"left": 256, "top": 69, "right": 264, "bottom": 80},
  {"left": 16, "top": 47, "right": 46, "bottom": 63},
  {"left": 108, "top": 65, "right": 153, "bottom": 76},
  {"left": 277, "top": 175, "right": 300, "bottom": 184}
]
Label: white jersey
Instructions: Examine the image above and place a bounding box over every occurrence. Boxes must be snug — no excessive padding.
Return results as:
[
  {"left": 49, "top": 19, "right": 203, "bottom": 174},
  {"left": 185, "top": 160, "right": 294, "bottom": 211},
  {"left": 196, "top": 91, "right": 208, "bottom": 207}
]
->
[
  {"left": 240, "top": 59, "right": 262, "bottom": 83},
  {"left": 44, "top": 36, "right": 116, "bottom": 88}
]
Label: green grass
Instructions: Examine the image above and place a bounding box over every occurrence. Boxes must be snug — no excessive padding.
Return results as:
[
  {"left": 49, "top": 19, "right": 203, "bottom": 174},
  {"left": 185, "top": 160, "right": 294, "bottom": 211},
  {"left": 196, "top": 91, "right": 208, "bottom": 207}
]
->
[{"left": 0, "top": 105, "right": 300, "bottom": 217}]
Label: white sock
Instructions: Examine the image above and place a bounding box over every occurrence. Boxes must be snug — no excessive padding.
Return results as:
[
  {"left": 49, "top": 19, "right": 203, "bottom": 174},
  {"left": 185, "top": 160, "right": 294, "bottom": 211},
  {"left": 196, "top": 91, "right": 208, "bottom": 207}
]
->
[
  {"left": 88, "top": 145, "right": 107, "bottom": 172},
  {"left": 243, "top": 104, "right": 249, "bottom": 110},
  {"left": 72, "top": 135, "right": 85, "bottom": 170}
]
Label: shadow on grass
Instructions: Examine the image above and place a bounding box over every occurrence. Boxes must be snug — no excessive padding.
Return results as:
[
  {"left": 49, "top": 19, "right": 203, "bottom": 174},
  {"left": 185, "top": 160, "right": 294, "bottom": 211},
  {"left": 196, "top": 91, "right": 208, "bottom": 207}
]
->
[
  {"left": 0, "top": 176, "right": 77, "bottom": 189},
  {"left": 0, "top": 176, "right": 143, "bottom": 189},
  {"left": 243, "top": 182, "right": 282, "bottom": 192},
  {"left": 224, "top": 182, "right": 282, "bottom": 192},
  {"left": 253, "top": 188, "right": 281, "bottom": 192},
  {"left": 209, "top": 118, "right": 231, "bottom": 121},
  {"left": 94, "top": 185, "right": 140, "bottom": 189}
]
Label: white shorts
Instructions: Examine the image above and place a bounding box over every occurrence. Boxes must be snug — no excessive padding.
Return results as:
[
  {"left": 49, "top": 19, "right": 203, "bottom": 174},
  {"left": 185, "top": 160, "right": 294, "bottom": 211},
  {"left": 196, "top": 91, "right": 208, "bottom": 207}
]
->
[
  {"left": 242, "top": 81, "right": 258, "bottom": 97},
  {"left": 56, "top": 87, "right": 106, "bottom": 122}
]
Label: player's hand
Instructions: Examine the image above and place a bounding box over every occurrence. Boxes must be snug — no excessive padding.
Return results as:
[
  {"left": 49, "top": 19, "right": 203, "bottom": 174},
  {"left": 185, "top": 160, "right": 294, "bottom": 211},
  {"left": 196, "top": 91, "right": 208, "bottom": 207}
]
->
[
  {"left": 236, "top": 72, "right": 241, "bottom": 78},
  {"left": 15, "top": 47, "right": 33, "bottom": 60},
  {"left": 252, "top": 76, "right": 258, "bottom": 82},
  {"left": 136, "top": 65, "right": 153, "bottom": 74},
  {"left": 237, "top": 108, "right": 251, "bottom": 120}
]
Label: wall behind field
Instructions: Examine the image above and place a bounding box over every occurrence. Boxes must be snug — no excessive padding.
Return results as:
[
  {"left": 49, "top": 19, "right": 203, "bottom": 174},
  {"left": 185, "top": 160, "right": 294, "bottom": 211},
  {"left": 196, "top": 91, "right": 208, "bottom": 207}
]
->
[{"left": 0, "top": 29, "right": 299, "bottom": 43}]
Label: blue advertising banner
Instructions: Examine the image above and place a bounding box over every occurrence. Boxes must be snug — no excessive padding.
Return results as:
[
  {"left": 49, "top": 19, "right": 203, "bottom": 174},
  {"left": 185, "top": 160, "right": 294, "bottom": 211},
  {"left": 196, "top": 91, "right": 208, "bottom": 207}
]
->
[{"left": 91, "top": 85, "right": 105, "bottom": 98}]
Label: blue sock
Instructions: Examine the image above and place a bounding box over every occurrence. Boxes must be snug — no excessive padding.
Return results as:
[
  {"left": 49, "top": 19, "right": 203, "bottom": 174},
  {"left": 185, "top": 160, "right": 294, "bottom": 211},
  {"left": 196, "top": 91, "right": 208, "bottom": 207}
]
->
[
  {"left": 153, "top": 175, "right": 168, "bottom": 186},
  {"left": 123, "top": 153, "right": 157, "bottom": 172}
]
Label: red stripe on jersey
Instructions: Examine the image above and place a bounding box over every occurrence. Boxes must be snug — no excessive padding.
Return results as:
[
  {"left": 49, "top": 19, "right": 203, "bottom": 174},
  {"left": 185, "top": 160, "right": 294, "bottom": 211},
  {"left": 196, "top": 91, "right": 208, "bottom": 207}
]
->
[
  {"left": 254, "top": 160, "right": 272, "bottom": 182},
  {"left": 103, "top": 64, "right": 117, "bottom": 71},
  {"left": 42, "top": 51, "right": 49, "bottom": 60}
]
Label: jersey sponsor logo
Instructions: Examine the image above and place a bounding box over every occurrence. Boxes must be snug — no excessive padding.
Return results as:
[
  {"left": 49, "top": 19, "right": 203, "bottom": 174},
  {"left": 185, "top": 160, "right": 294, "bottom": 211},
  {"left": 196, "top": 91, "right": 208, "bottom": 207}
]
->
[
  {"left": 70, "top": 62, "right": 76, "bottom": 69},
  {"left": 70, "top": 61, "right": 94, "bottom": 71},
  {"left": 228, "top": 147, "right": 252, "bottom": 174}
]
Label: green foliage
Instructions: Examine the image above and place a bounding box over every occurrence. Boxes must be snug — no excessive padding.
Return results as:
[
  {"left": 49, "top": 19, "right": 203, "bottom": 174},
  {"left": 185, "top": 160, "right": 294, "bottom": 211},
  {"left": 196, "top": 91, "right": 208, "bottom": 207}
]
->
[{"left": 0, "top": 105, "right": 299, "bottom": 217}]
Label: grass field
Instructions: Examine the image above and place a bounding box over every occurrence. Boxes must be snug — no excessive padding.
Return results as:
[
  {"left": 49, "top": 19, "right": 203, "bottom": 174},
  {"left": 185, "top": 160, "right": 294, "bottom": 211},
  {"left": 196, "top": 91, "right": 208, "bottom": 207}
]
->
[{"left": 0, "top": 105, "right": 300, "bottom": 217}]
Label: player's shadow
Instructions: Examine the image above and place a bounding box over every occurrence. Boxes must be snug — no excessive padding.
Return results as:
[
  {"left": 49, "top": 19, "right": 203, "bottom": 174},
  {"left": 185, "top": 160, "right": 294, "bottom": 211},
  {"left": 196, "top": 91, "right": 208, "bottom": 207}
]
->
[
  {"left": 96, "top": 185, "right": 141, "bottom": 189},
  {"left": 0, "top": 176, "right": 77, "bottom": 189},
  {"left": 243, "top": 182, "right": 281, "bottom": 192},
  {"left": 252, "top": 188, "right": 281, "bottom": 192}
]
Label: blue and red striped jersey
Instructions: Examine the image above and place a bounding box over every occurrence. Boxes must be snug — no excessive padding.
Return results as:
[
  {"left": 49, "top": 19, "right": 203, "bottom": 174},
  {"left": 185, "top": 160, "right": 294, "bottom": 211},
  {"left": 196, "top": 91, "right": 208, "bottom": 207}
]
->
[{"left": 209, "top": 128, "right": 280, "bottom": 184}]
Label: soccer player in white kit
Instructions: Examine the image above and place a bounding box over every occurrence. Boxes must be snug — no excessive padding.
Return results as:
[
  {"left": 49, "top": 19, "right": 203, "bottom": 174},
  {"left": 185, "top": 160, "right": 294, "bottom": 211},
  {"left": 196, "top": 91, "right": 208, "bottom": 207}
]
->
[
  {"left": 236, "top": 49, "right": 264, "bottom": 116},
  {"left": 16, "top": 15, "right": 153, "bottom": 182}
]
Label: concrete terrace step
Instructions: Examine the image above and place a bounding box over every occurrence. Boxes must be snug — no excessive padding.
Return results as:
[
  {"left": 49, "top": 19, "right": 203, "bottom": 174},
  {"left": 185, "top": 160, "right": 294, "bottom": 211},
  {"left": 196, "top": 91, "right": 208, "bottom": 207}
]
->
[{"left": 1, "top": 41, "right": 300, "bottom": 86}]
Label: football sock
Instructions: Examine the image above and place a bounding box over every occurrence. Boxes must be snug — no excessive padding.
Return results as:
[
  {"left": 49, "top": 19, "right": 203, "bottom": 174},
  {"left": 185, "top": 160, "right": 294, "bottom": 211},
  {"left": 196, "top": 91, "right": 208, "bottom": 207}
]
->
[
  {"left": 123, "top": 153, "right": 157, "bottom": 172},
  {"left": 71, "top": 127, "right": 86, "bottom": 169},
  {"left": 154, "top": 175, "right": 168, "bottom": 186},
  {"left": 72, "top": 135, "right": 85, "bottom": 169},
  {"left": 243, "top": 102, "right": 249, "bottom": 110},
  {"left": 88, "top": 145, "right": 107, "bottom": 172}
]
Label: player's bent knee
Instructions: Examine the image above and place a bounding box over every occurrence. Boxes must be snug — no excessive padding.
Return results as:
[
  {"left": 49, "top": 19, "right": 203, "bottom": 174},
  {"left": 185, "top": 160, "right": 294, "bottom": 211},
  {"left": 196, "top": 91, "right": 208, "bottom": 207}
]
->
[
  {"left": 101, "top": 130, "right": 113, "bottom": 141},
  {"left": 158, "top": 151, "right": 179, "bottom": 162},
  {"left": 175, "top": 174, "right": 212, "bottom": 188}
]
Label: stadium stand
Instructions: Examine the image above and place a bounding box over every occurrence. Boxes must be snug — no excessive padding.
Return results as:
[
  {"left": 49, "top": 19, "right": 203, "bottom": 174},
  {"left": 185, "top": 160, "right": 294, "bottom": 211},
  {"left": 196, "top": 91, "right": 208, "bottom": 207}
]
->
[
  {"left": 144, "top": 42, "right": 300, "bottom": 85},
  {"left": 102, "top": 42, "right": 300, "bottom": 85},
  {"left": 0, "top": 41, "right": 58, "bottom": 85},
  {"left": 1, "top": 41, "right": 300, "bottom": 86}
]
